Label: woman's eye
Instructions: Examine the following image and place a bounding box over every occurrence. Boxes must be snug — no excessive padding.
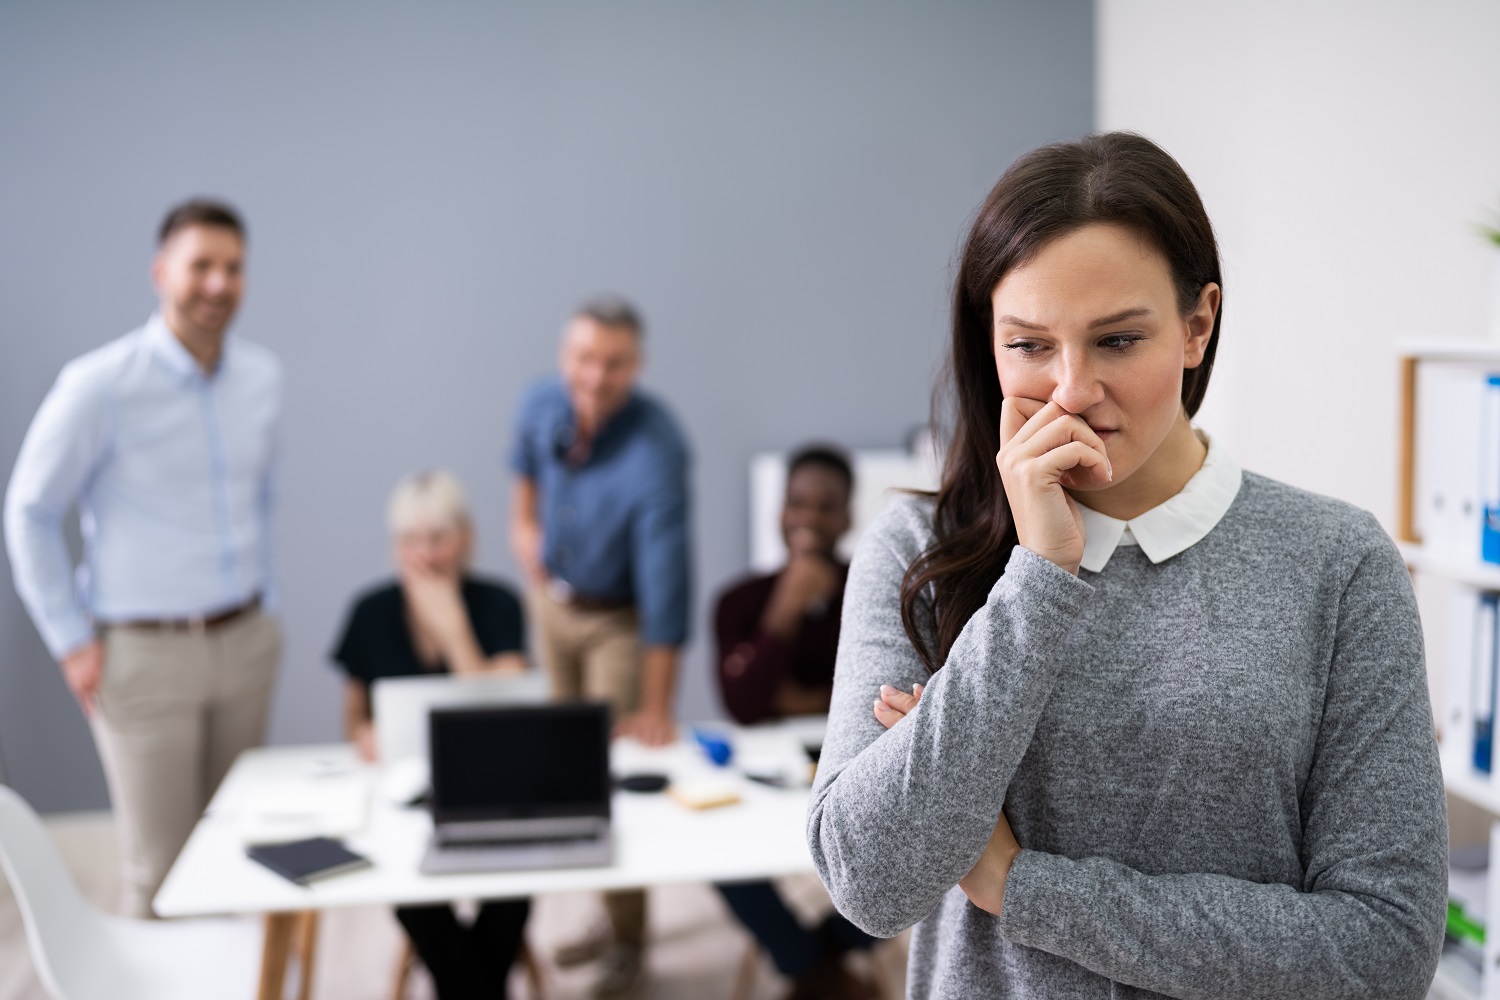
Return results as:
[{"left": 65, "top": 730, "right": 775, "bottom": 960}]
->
[
  {"left": 1100, "top": 334, "right": 1144, "bottom": 351},
  {"left": 1002, "top": 341, "right": 1043, "bottom": 355}
]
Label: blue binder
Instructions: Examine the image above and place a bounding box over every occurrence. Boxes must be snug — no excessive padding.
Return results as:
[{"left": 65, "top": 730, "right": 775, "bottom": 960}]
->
[
  {"left": 1482, "top": 376, "right": 1500, "bottom": 565},
  {"left": 1474, "top": 592, "right": 1499, "bottom": 775}
]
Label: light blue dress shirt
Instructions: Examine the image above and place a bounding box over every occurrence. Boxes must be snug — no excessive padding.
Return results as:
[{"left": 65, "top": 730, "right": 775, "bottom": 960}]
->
[{"left": 4, "top": 314, "right": 283, "bottom": 659}]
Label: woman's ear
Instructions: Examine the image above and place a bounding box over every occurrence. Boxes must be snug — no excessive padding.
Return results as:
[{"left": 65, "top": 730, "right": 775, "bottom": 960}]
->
[{"left": 1183, "top": 282, "right": 1220, "bottom": 369}]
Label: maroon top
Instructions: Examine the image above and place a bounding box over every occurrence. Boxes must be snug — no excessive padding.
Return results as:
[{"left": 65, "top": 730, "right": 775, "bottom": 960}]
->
[{"left": 713, "top": 564, "right": 849, "bottom": 725}]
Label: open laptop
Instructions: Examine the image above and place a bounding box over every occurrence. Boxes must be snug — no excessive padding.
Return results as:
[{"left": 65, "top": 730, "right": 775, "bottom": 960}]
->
[
  {"left": 420, "top": 702, "right": 614, "bottom": 875},
  {"left": 372, "top": 671, "right": 551, "bottom": 767}
]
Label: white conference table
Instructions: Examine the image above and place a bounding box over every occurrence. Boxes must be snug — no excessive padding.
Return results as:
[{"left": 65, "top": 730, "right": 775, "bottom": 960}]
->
[{"left": 155, "top": 718, "right": 826, "bottom": 1000}]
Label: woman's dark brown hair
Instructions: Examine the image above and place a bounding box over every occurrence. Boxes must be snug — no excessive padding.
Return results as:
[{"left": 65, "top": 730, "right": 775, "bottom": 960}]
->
[{"left": 900, "top": 131, "right": 1223, "bottom": 672}]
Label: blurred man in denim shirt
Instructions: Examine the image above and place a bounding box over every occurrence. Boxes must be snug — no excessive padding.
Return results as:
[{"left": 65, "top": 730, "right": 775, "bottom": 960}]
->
[{"left": 509, "top": 293, "right": 690, "bottom": 997}]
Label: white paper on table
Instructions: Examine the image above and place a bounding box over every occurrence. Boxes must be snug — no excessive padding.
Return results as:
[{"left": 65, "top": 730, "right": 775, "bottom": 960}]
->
[{"left": 218, "top": 770, "right": 372, "bottom": 845}]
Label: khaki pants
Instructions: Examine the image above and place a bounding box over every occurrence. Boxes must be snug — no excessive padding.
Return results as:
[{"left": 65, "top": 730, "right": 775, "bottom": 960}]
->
[
  {"left": 93, "top": 611, "right": 280, "bottom": 917},
  {"left": 528, "top": 587, "right": 646, "bottom": 949}
]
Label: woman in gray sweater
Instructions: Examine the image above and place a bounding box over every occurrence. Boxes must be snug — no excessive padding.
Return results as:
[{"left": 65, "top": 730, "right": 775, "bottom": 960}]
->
[{"left": 806, "top": 132, "right": 1448, "bottom": 999}]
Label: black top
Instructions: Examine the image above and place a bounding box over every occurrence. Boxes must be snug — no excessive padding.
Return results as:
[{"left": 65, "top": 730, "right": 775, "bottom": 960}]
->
[{"left": 331, "top": 577, "right": 526, "bottom": 713}]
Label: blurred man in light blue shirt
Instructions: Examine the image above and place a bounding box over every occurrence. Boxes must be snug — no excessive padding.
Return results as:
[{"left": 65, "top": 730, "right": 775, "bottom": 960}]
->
[{"left": 4, "top": 199, "right": 283, "bottom": 917}]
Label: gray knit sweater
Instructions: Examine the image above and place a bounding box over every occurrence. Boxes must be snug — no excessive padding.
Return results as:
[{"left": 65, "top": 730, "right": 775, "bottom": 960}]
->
[{"left": 807, "top": 472, "right": 1447, "bottom": 999}]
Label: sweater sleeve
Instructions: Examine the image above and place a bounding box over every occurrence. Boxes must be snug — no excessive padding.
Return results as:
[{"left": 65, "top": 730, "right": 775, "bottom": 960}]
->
[
  {"left": 806, "top": 501, "right": 1094, "bottom": 937},
  {"left": 995, "top": 522, "right": 1448, "bottom": 1000}
]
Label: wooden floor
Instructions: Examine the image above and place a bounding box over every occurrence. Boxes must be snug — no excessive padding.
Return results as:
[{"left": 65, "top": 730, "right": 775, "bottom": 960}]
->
[{"left": 0, "top": 811, "right": 907, "bottom": 1000}]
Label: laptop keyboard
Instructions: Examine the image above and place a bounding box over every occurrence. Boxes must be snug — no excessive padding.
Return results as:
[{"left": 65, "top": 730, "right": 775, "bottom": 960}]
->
[
  {"left": 422, "top": 830, "right": 613, "bottom": 875},
  {"left": 440, "top": 833, "right": 598, "bottom": 851}
]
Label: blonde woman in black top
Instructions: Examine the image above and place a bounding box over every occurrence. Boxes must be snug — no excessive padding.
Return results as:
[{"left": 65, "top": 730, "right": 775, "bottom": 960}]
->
[{"left": 332, "top": 470, "right": 530, "bottom": 1000}]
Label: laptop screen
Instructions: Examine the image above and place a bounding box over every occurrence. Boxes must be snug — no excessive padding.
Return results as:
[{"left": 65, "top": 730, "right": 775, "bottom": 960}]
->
[{"left": 428, "top": 702, "right": 612, "bottom": 823}]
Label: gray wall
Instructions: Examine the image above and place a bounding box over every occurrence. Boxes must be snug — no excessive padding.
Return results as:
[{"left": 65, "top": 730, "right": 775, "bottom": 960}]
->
[{"left": 0, "top": 1, "right": 1093, "bottom": 812}]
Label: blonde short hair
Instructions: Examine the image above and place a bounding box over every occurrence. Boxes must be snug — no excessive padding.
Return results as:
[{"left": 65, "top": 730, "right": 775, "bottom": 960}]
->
[{"left": 387, "top": 469, "right": 471, "bottom": 536}]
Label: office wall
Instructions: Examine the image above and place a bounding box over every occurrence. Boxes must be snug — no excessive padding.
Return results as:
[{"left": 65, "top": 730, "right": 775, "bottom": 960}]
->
[
  {"left": 0, "top": 2, "right": 1094, "bottom": 812},
  {"left": 1097, "top": 0, "right": 1500, "bottom": 524}
]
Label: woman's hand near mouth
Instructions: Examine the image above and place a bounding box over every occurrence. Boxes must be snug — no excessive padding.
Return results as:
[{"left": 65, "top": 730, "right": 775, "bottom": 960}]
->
[{"left": 998, "top": 397, "right": 1112, "bottom": 575}]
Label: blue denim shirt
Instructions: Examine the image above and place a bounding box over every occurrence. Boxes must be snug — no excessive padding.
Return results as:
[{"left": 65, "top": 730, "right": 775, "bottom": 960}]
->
[{"left": 510, "top": 377, "right": 690, "bottom": 647}]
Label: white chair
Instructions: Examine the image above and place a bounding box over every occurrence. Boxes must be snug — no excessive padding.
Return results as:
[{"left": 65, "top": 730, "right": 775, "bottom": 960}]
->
[{"left": 0, "top": 784, "right": 261, "bottom": 1000}]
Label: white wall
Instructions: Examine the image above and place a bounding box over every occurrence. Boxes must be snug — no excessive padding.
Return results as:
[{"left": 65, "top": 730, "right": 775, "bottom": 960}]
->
[{"left": 1098, "top": 0, "right": 1500, "bottom": 527}]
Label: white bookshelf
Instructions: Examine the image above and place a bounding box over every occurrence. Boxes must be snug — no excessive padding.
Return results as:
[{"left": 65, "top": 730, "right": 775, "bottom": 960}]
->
[
  {"left": 1400, "top": 346, "right": 1500, "bottom": 1000},
  {"left": 1419, "top": 777, "right": 1500, "bottom": 1000},
  {"left": 1446, "top": 755, "right": 1500, "bottom": 818},
  {"left": 1395, "top": 341, "right": 1500, "bottom": 364},
  {"left": 1401, "top": 543, "right": 1500, "bottom": 594},
  {"left": 1434, "top": 953, "right": 1484, "bottom": 1000}
]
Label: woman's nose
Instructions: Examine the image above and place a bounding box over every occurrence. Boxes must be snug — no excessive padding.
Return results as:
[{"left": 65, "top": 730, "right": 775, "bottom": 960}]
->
[{"left": 1051, "top": 355, "right": 1105, "bottom": 414}]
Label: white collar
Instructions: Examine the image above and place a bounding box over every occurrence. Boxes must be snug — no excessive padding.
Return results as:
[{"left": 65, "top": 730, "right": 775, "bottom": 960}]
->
[
  {"left": 1075, "top": 430, "right": 1242, "bottom": 573},
  {"left": 145, "top": 312, "right": 225, "bottom": 381}
]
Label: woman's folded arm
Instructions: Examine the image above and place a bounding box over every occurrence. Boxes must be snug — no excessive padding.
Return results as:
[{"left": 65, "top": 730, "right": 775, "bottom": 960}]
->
[{"left": 807, "top": 504, "right": 1094, "bottom": 937}]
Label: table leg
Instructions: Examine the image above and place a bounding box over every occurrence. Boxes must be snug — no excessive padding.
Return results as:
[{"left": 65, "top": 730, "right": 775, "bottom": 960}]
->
[
  {"left": 294, "top": 910, "right": 321, "bottom": 1000},
  {"left": 258, "top": 910, "right": 321, "bottom": 1000},
  {"left": 258, "top": 913, "right": 297, "bottom": 1000}
]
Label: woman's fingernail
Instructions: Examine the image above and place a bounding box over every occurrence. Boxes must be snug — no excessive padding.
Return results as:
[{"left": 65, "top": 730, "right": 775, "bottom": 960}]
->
[
  {"left": 914, "top": 683, "right": 924, "bottom": 696},
  {"left": 1106, "top": 461, "right": 1113, "bottom": 481},
  {"left": 880, "top": 684, "right": 894, "bottom": 695}
]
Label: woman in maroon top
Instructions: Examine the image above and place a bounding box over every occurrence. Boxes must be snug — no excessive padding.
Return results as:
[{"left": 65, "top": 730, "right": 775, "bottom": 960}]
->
[
  {"left": 717, "top": 446, "right": 853, "bottom": 724},
  {"left": 713, "top": 445, "right": 875, "bottom": 999}
]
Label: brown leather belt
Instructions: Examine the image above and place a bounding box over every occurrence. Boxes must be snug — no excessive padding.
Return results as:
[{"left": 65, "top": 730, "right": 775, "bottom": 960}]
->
[
  {"left": 115, "top": 596, "right": 261, "bottom": 634},
  {"left": 566, "top": 594, "right": 634, "bottom": 613},
  {"left": 547, "top": 580, "right": 632, "bottom": 613}
]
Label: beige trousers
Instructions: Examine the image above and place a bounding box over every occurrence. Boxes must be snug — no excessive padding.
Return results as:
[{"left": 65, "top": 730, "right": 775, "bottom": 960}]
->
[
  {"left": 93, "top": 610, "right": 280, "bottom": 917},
  {"left": 528, "top": 587, "right": 647, "bottom": 949}
]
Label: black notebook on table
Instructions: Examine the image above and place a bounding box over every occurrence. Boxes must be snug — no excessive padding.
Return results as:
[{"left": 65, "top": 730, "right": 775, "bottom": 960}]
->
[{"left": 246, "top": 837, "right": 372, "bottom": 885}]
